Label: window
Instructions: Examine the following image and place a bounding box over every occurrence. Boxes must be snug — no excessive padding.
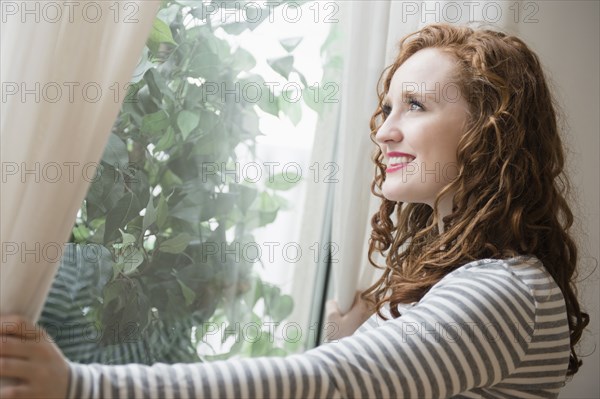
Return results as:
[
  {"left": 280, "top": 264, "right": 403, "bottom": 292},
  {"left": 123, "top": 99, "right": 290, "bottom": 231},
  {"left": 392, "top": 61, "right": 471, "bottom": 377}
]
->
[{"left": 39, "top": 0, "right": 342, "bottom": 364}]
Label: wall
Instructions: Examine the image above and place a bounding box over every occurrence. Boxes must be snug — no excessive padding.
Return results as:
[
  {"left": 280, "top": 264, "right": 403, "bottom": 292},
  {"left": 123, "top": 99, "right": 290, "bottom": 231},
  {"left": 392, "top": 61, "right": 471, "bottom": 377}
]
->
[{"left": 518, "top": 1, "right": 599, "bottom": 398}]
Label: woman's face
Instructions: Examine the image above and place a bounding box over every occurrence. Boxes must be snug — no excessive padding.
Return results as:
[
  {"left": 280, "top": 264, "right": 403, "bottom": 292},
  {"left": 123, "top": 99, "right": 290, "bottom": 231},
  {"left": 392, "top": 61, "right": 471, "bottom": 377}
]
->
[{"left": 374, "top": 47, "right": 470, "bottom": 208}]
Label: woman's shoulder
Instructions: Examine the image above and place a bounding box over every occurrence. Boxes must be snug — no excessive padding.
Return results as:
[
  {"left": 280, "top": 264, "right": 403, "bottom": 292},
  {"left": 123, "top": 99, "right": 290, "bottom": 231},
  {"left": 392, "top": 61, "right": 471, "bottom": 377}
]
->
[
  {"left": 444, "top": 253, "right": 544, "bottom": 275},
  {"left": 430, "top": 254, "right": 560, "bottom": 303},
  {"left": 422, "top": 254, "right": 565, "bottom": 320},
  {"left": 357, "top": 254, "right": 564, "bottom": 333}
]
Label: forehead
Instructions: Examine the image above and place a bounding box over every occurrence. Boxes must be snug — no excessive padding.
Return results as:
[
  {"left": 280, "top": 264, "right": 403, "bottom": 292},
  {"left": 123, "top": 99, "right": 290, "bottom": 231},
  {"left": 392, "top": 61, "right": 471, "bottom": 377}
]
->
[{"left": 389, "top": 48, "right": 458, "bottom": 95}]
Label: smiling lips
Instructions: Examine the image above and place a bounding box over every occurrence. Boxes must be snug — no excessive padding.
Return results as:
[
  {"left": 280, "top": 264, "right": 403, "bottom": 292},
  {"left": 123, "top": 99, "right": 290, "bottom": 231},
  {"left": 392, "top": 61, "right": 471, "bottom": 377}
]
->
[{"left": 386, "top": 152, "right": 415, "bottom": 173}]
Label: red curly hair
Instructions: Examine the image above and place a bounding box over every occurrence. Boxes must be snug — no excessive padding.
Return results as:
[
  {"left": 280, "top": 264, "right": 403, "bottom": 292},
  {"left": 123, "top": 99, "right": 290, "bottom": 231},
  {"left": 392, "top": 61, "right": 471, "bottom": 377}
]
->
[{"left": 361, "top": 23, "right": 590, "bottom": 377}]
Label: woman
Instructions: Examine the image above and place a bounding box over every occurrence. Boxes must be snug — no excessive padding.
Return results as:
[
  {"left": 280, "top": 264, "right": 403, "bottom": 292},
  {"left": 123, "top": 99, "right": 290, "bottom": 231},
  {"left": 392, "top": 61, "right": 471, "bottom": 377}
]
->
[{"left": 0, "top": 23, "right": 590, "bottom": 399}]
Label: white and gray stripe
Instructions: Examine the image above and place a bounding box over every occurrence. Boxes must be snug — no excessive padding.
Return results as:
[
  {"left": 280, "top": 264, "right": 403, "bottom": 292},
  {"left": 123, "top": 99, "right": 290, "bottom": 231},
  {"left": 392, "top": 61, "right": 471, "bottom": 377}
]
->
[
  {"left": 39, "top": 244, "right": 207, "bottom": 365},
  {"left": 65, "top": 254, "right": 570, "bottom": 398}
]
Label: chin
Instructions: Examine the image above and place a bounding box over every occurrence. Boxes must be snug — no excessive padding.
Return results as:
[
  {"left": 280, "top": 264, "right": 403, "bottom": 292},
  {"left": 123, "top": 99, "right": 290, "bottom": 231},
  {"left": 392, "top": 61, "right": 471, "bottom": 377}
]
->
[
  {"left": 381, "top": 184, "right": 405, "bottom": 203},
  {"left": 381, "top": 183, "right": 432, "bottom": 206}
]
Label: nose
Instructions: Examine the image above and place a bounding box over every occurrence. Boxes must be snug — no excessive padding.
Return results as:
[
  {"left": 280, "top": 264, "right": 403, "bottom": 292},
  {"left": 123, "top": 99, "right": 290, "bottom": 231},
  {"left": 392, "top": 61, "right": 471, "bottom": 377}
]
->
[{"left": 375, "top": 117, "right": 403, "bottom": 146}]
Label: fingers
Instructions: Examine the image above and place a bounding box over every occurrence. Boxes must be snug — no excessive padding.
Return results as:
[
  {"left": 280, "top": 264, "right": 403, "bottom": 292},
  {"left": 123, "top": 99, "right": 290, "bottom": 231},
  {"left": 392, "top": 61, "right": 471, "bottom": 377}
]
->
[
  {"left": 0, "top": 357, "right": 31, "bottom": 381},
  {"left": 0, "top": 315, "right": 38, "bottom": 340},
  {"left": 0, "top": 336, "right": 36, "bottom": 359},
  {"left": 0, "top": 384, "right": 31, "bottom": 399},
  {"left": 0, "top": 315, "right": 51, "bottom": 362}
]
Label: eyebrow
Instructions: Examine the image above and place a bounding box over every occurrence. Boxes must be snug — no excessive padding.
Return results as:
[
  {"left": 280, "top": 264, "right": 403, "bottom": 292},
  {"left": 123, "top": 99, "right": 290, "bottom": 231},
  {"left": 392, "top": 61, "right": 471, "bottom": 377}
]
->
[{"left": 383, "top": 89, "right": 422, "bottom": 103}]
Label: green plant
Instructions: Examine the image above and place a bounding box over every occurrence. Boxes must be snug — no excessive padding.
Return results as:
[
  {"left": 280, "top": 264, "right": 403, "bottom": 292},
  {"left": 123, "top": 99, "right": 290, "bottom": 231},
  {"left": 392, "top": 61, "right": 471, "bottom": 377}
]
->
[{"left": 68, "top": 0, "right": 338, "bottom": 362}]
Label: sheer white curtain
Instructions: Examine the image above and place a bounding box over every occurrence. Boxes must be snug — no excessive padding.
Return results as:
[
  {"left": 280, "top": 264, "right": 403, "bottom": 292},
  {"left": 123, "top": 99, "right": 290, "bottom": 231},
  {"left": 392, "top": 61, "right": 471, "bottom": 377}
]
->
[{"left": 0, "top": 0, "right": 159, "bottom": 329}]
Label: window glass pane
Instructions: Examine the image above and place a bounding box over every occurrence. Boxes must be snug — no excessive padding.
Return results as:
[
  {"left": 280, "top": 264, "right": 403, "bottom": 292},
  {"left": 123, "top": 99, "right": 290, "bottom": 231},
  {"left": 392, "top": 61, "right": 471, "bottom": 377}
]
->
[{"left": 39, "top": 0, "right": 341, "bottom": 365}]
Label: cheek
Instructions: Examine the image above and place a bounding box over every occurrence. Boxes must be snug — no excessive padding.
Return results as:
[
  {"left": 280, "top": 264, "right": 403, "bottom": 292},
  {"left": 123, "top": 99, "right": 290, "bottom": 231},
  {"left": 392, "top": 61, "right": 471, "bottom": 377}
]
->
[
  {"left": 428, "top": 147, "right": 459, "bottom": 181},
  {"left": 414, "top": 127, "right": 460, "bottom": 180}
]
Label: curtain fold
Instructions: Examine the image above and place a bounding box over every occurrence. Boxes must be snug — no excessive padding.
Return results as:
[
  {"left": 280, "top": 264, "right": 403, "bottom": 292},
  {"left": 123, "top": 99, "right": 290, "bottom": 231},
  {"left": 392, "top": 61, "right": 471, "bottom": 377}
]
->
[
  {"left": 0, "top": 0, "right": 160, "bottom": 328},
  {"left": 330, "top": 0, "right": 394, "bottom": 313}
]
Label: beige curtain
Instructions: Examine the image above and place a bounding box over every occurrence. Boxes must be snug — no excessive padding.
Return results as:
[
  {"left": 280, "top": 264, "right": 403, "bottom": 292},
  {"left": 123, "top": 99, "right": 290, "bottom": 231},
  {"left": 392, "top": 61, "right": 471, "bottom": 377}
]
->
[{"left": 1, "top": 0, "right": 159, "bottom": 331}]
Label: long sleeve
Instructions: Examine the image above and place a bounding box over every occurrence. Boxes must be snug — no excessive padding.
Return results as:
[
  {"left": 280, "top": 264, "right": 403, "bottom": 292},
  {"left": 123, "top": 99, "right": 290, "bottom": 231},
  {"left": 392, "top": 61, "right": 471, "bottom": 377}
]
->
[
  {"left": 67, "top": 256, "right": 570, "bottom": 398},
  {"left": 39, "top": 244, "right": 203, "bottom": 365}
]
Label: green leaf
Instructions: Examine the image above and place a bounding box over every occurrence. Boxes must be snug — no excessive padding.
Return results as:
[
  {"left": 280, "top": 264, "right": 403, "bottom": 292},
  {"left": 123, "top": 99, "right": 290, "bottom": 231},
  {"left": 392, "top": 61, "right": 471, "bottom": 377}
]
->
[
  {"left": 112, "top": 262, "right": 124, "bottom": 280},
  {"left": 256, "top": 83, "right": 279, "bottom": 117},
  {"left": 177, "top": 110, "right": 200, "bottom": 140},
  {"left": 302, "top": 84, "right": 324, "bottom": 114},
  {"left": 278, "top": 95, "right": 302, "bottom": 126},
  {"left": 234, "top": 108, "right": 260, "bottom": 141},
  {"left": 250, "top": 333, "right": 272, "bottom": 356},
  {"left": 232, "top": 47, "right": 256, "bottom": 70},
  {"left": 157, "top": 2, "right": 180, "bottom": 24},
  {"left": 156, "top": 195, "right": 168, "bottom": 228},
  {"left": 221, "top": 22, "right": 248, "bottom": 35},
  {"left": 170, "top": 197, "right": 203, "bottom": 223},
  {"left": 189, "top": 50, "right": 221, "bottom": 82},
  {"left": 154, "top": 126, "right": 175, "bottom": 152},
  {"left": 244, "top": 5, "right": 272, "bottom": 31},
  {"left": 145, "top": 68, "right": 170, "bottom": 101},
  {"left": 136, "top": 85, "right": 160, "bottom": 114},
  {"left": 71, "top": 225, "right": 90, "bottom": 242},
  {"left": 195, "top": 109, "right": 219, "bottom": 135},
  {"left": 142, "top": 196, "right": 157, "bottom": 232},
  {"left": 103, "top": 279, "right": 127, "bottom": 307},
  {"left": 104, "top": 193, "right": 142, "bottom": 243},
  {"left": 126, "top": 215, "right": 145, "bottom": 241},
  {"left": 262, "top": 284, "right": 280, "bottom": 304},
  {"left": 233, "top": 184, "right": 258, "bottom": 213},
  {"left": 267, "top": 55, "right": 294, "bottom": 80},
  {"left": 131, "top": 50, "right": 156, "bottom": 84},
  {"left": 160, "top": 169, "right": 184, "bottom": 189},
  {"left": 141, "top": 110, "right": 170, "bottom": 135},
  {"left": 119, "top": 229, "right": 136, "bottom": 245},
  {"left": 244, "top": 192, "right": 281, "bottom": 228},
  {"left": 272, "top": 193, "right": 290, "bottom": 210},
  {"left": 265, "top": 172, "right": 301, "bottom": 191},
  {"left": 295, "top": 69, "right": 309, "bottom": 89},
  {"left": 279, "top": 37, "right": 303, "bottom": 53},
  {"left": 120, "top": 247, "right": 144, "bottom": 275},
  {"left": 160, "top": 233, "right": 192, "bottom": 254},
  {"left": 101, "top": 134, "right": 129, "bottom": 169},
  {"left": 327, "top": 55, "right": 344, "bottom": 72},
  {"left": 147, "top": 18, "right": 177, "bottom": 55},
  {"left": 270, "top": 294, "right": 294, "bottom": 322},
  {"left": 176, "top": 278, "right": 196, "bottom": 306}
]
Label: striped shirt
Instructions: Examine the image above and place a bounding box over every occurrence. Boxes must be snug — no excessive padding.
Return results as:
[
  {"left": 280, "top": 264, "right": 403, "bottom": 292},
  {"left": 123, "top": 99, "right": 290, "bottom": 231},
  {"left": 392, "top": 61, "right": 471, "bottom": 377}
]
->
[
  {"left": 39, "top": 244, "right": 205, "bottom": 365},
  {"left": 66, "top": 254, "right": 571, "bottom": 398}
]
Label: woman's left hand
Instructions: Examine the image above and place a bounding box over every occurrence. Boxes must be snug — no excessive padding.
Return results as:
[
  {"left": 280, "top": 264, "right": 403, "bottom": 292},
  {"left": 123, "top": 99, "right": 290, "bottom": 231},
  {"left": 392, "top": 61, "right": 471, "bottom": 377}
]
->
[
  {"left": 324, "top": 291, "right": 373, "bottom": 342},
  {"left": 0, "top": 315, "right": 69, "bottom": 399}
]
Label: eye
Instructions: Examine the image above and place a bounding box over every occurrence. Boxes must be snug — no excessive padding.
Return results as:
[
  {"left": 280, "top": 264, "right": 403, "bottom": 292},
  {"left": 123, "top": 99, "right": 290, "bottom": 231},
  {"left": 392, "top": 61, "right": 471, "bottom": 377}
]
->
[
  {"left": 381, "top": 102, "right": 392, "bottom": 118},
  {"left": 406, "top": 97, "right": 424, "bottom": 111}
]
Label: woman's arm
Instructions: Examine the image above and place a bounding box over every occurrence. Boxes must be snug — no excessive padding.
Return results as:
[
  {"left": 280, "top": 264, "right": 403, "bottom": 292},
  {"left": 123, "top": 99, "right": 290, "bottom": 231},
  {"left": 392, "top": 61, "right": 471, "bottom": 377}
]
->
[{"left": 1, "top": 260, "right": 541, "bottom": 399}]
